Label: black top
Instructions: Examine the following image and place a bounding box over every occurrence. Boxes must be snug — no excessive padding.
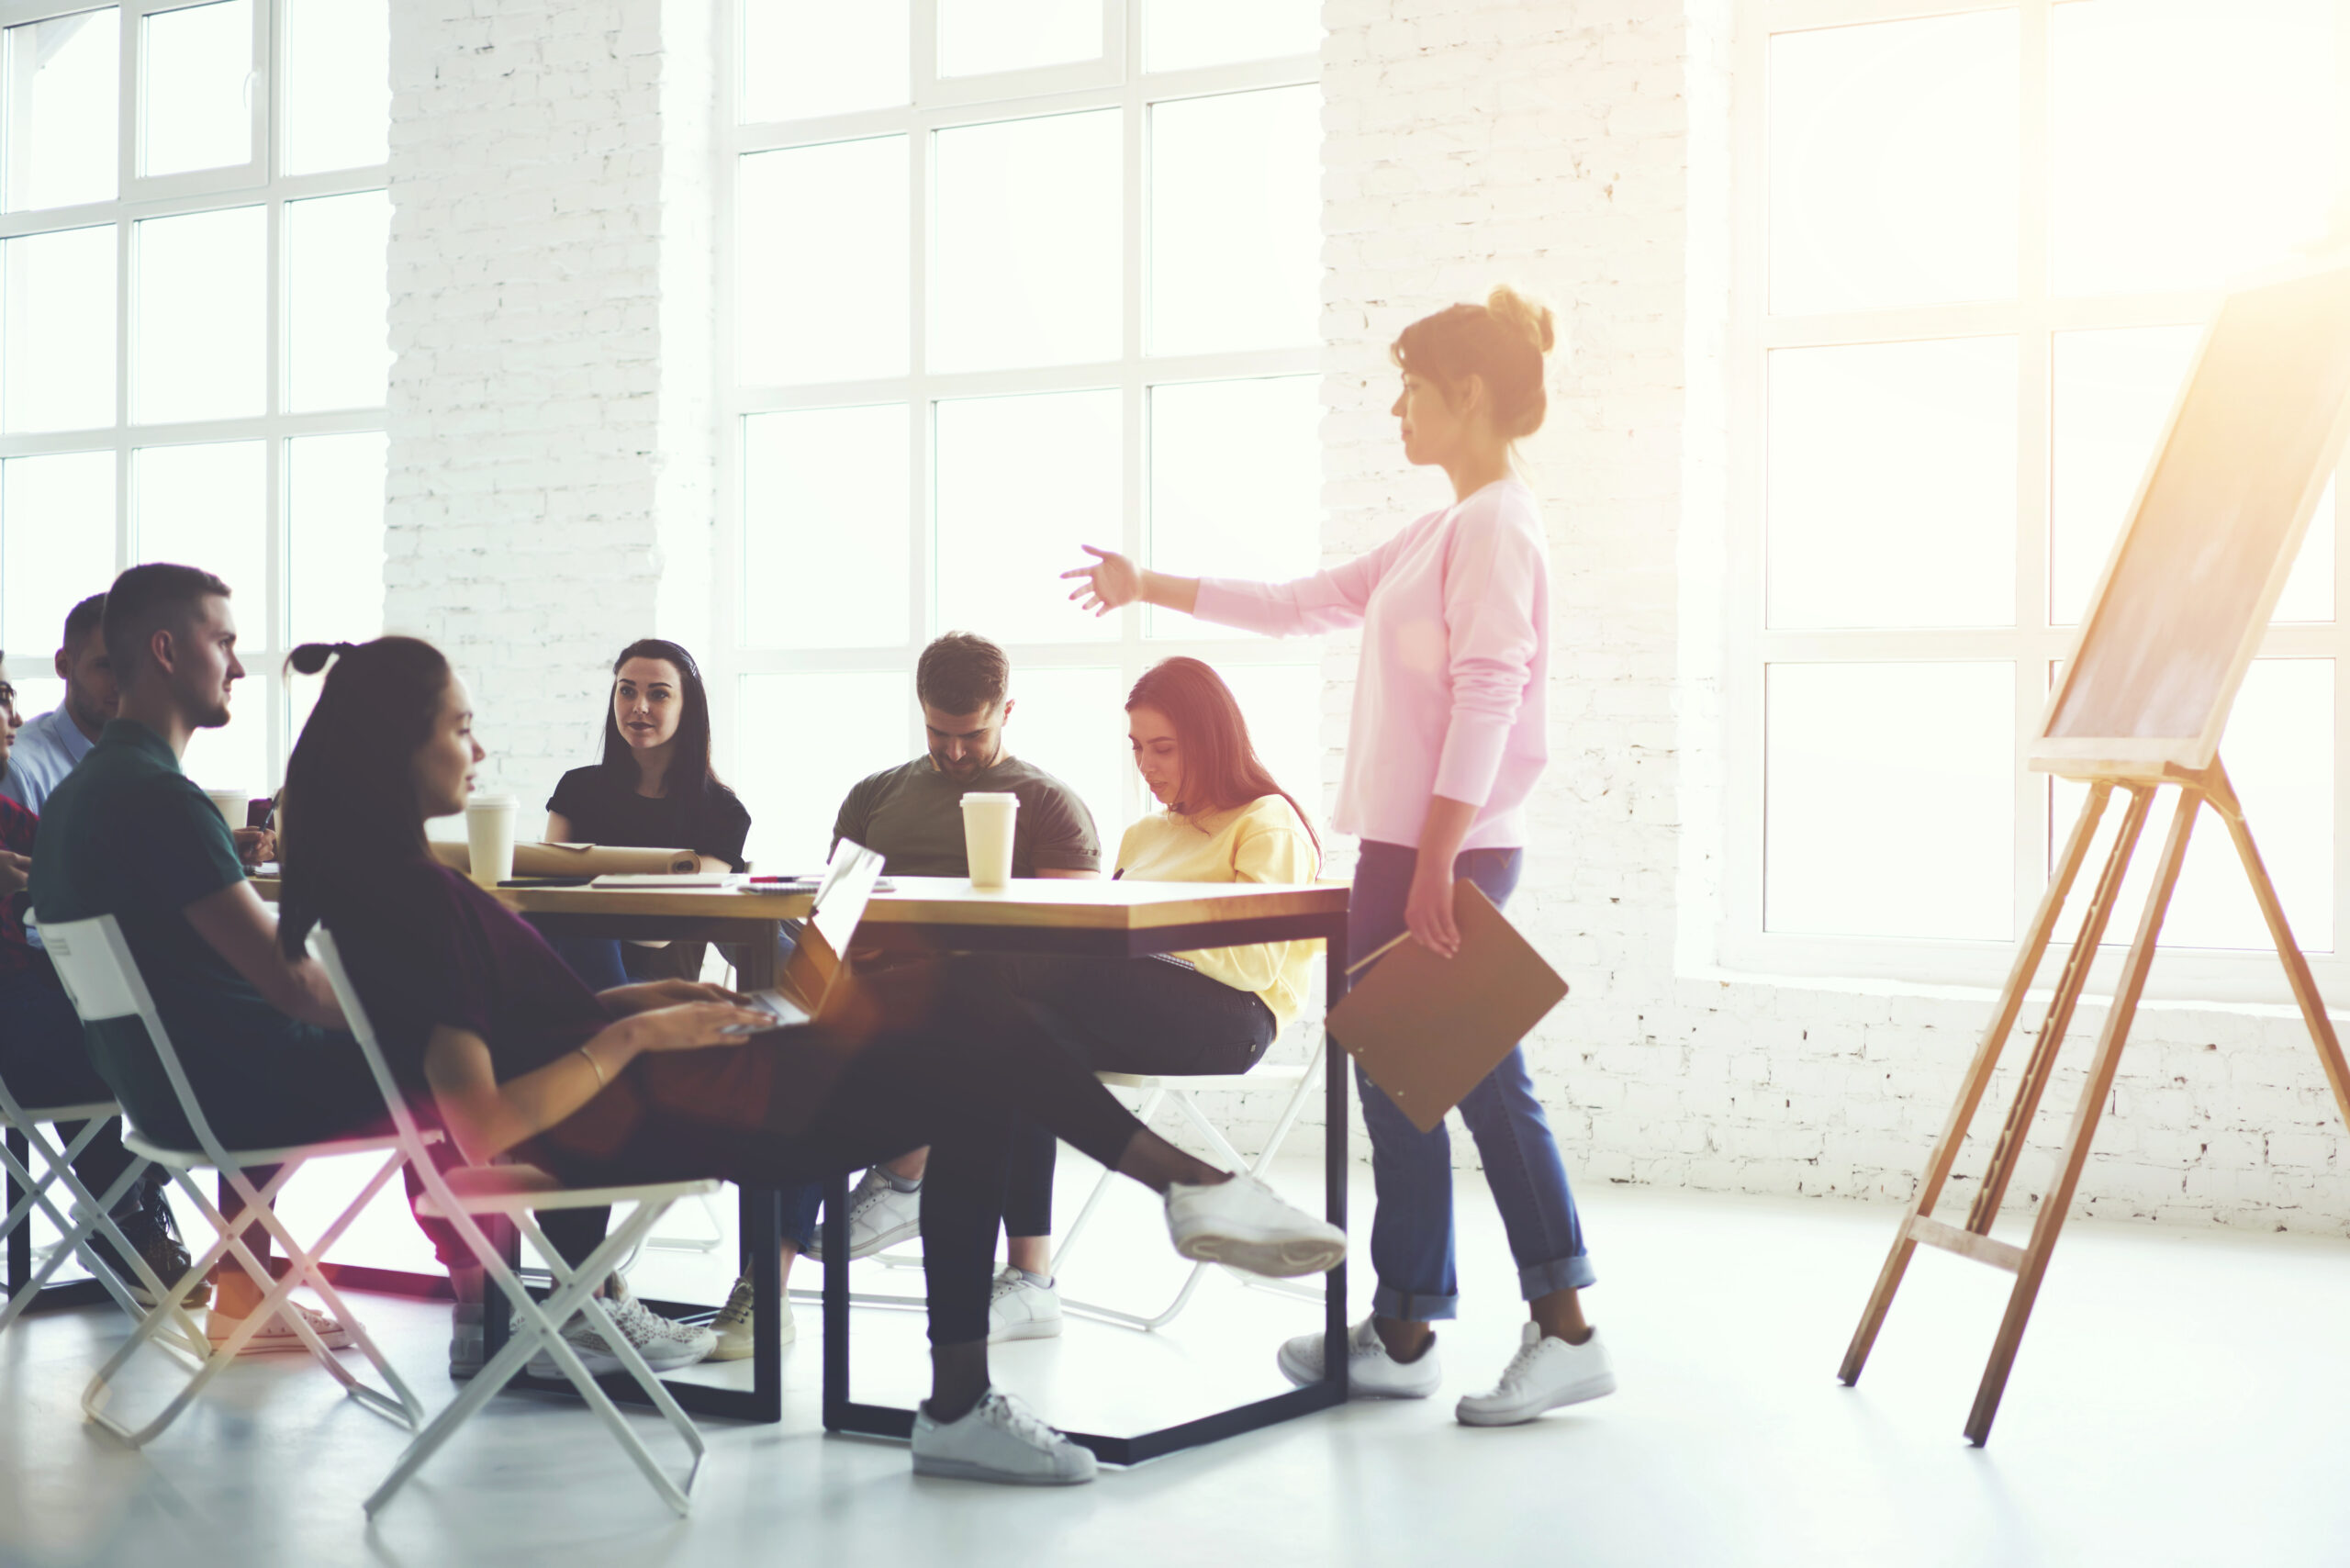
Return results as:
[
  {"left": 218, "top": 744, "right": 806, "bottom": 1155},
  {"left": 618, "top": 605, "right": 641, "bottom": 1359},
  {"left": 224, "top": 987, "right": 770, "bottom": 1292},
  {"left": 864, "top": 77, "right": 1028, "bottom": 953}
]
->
[
  {"left": 548, "top": 766, "right": 754, "bottom": 871},
  {"left": 831, "top": 754, "right": 1100, "bottom": 879},
  {"left": 333, "top": 861, "right": 614, "bottom": 1092}
]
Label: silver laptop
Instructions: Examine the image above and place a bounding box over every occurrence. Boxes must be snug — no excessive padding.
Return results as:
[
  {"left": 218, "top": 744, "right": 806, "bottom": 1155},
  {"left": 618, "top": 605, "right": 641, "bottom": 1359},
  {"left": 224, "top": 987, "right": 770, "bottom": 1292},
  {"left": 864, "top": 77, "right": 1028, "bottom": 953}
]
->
[{"left": 742, "top": 837, "right": 886, "bottom": 1027}]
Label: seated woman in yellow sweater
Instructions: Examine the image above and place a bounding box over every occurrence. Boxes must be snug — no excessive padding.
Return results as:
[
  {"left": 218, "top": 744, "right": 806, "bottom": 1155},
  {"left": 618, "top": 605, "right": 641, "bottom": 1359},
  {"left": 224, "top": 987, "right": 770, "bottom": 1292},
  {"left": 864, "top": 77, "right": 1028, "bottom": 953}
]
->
[{"left": 990, "top": 656, "right": 1321, "bottom": 1340}]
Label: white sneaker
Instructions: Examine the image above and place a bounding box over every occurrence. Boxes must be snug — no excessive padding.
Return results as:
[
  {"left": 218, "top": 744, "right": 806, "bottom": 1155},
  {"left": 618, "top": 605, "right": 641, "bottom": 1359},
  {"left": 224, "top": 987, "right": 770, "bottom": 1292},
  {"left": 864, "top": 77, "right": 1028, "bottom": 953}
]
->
[
  {"left": 1455, "top": 1323, "right": 1617, "bottom": 1426},
  {"left": 911, "top": 1388, "right": 1097, "bottom": 1485},
  {"left": 1165, "top": 1173, "right": 1347, "bottom": 1278},
  {"left": 528, "top": 1272, "right": 719, "bottom": 1378},
  {"left": 986, "top": 1267, "right": 1062, "bottom": 1343},
  {"left": 806, "top": 1169, "right": 922, "bottom": 1260},
  {"left": 205, "top": 1298, "right": 352, "bottom": 1356},
  {"left": 706, "top": 1272, "right": 795, "bottom": 1362},
  {"left": 1276, "top": 1316, "right": 1441, "bottom": 1398}
]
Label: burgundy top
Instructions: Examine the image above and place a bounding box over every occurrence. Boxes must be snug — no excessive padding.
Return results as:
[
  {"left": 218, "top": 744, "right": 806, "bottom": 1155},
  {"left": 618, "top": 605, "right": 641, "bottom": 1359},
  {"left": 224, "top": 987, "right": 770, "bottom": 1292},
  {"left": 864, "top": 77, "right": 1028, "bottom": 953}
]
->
[{"left": 0, "top": 792, "right": 39, "bottom": 974}]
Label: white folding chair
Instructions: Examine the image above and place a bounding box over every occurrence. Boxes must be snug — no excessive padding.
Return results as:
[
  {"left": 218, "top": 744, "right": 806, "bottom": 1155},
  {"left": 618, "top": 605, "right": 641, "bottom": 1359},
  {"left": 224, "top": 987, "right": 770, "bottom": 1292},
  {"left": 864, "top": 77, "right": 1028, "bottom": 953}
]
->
[
  {"left": 0, "top": 1049, "right": 205, "bottom": 1359},
  {"left": 1053, "top": 1030, "right": 1331, "bottom": 1331},
  {"left": 309, "top": 927, "right": 715, "bottom": 1518},
  {"left": 35, "top": 913, "right": 427, "bottom": 1447}
]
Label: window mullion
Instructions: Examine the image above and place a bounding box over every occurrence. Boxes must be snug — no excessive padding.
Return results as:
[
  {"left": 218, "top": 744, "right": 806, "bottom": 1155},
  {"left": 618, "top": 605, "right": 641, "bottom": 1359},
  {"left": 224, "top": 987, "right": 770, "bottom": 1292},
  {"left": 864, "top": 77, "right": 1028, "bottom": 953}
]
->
[
  {"left": 2013, "top": 0, "right": 2053, "bottom": 937},
  {"left": 906, "top": 103, "right": 930, "bottom": 761}
]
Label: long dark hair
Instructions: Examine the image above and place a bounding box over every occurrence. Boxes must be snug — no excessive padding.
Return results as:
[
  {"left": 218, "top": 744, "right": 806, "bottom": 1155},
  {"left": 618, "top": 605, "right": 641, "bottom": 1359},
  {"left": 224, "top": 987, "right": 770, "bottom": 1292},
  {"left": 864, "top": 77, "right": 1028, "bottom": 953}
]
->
[
  {"left": 599, "top": 638, "right": 728, "bottom": 801},
  {"left": 276, "top": 637, "right": 453, "bottom": 958},
  {"left": 1126, "top": 657, "right": 1320, "bottom": 865}
]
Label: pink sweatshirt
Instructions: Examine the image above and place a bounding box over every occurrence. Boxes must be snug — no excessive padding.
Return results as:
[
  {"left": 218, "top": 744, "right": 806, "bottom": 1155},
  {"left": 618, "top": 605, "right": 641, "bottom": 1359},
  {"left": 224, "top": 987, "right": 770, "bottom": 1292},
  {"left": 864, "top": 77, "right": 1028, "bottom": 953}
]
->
[{"left": 1193, "top": 476, "right": 1550, "bottom": 853}]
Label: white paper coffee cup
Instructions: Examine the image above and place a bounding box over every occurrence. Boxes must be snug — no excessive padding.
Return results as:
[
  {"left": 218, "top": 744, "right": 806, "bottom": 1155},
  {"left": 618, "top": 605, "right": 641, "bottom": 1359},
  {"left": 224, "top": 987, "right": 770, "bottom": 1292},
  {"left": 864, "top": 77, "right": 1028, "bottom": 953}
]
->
[
  {"left": 203, "top": 789, "right": 248, "bottom": 831},
  {"left": 465, "top": 792, "right": 519, "bottom": 886},
  {"left": 960, "top": 791, "right": 1019, "bottom": 890}
]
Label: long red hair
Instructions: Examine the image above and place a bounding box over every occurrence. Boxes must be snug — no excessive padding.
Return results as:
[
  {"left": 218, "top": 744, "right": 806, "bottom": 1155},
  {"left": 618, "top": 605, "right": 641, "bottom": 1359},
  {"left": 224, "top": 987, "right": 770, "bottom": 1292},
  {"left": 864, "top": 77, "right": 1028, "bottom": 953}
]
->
[{"left": 1126, "top": 657, "right": 1320, "bottom": 866}]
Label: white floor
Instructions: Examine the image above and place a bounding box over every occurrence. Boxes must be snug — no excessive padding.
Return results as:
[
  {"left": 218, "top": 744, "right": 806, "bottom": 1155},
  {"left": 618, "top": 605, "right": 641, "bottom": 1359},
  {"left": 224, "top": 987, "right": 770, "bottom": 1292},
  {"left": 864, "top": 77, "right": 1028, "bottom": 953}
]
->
[{"left": 4, "top": 1159, "right": 2349, "bottom": 1568}]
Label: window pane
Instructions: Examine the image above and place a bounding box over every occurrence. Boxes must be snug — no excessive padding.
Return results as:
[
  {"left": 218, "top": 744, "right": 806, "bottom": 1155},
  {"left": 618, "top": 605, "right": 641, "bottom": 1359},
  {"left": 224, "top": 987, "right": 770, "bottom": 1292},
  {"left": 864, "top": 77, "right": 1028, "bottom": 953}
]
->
[
  {"left": 142, "top": 0, "right": 254, "bottom": 178},
  {"left": 1144, "top": 0, "right": 1319, "bottom": 72},
  {"left": 1006, "top": 666, "right": 1126, "bottom": 849},
  {"left": 931, "top": 111, "right": 1119, "bottom": 374},
  {"left": 282, "top": 0, "right": 388, "bottom": 174},
  {"left": 1766, "top": 338, "right": 2016, "bottom": 629},
  {"left": 934, "top": 389, "right": 1119, "bottom": 646},
  {"left": 2052, "top": 0, "right": 2339, "bottom": 296},
  {"left": 135, "top": 206, "right": 264, "bottom": 423},
  {"left": 287, "top": 190, "right": 391, "bottom": 412},
  {"left": 1148, "top": 86, "right": 1321, "bottom": 357},
  {"left": 287, "top": 431, "right": 386, "bottom": 644},
  {"left": 1768, "top": 13, "right": 2019, "bottom": 315},
  {"left": 736, "top": 670, "right": 909, "bottom": 870},
  {"left": 1765, "top": 662, "right": 2015, "bottom": 939},
  {"left": 2053, "top": 659, "right": 2333, "bottom": 950},
  {"left": 1217, "top": 663, "right": 1325, "bottom": 837},
  {"left": 737, "top": 138, "right": 907, "bottom": 386},
  {"left": 5, "top": 9, "right": 118, "bottom": 211},
  {"left": 742, "top": 405, "right": 909, "bottom": 648},
  {"left": 1147, "top": 375, "right": 1320, "bottom": 638},
  {"left": 2052, "top": 325, "right": 2333, "bottom": 627},
  {"left": 4, "top": 226, "right": 116, "bottom": 433},
  {"left": 937, "top": 0, "right": 1099, "bottom": 78},
  {"left": 138, "top": 441, "right": 267, "bottom": 791},
  {"left": 740, "top": 0, "right": 906, "bottom": 122},
  {"left": 2, "top": 452, "right": 114, "bottom": 661}
]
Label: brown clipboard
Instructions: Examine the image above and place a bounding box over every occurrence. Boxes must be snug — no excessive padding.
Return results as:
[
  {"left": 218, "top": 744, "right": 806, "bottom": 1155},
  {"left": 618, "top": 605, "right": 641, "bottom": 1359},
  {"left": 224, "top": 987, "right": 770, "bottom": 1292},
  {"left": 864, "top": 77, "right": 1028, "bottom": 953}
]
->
[{"left": 1326, "top": 880, "right": 1568, "bottom": 1134}]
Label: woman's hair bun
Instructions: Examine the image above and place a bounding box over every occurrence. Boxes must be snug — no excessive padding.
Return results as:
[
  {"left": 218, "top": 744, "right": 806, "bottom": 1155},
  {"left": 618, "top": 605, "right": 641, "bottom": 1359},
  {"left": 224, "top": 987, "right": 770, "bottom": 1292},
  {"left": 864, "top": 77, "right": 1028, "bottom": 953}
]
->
[
  {"left": 1486, "top": 285, "right": 1555, "bottom": 356},
  {"left": 286, "top": 642, "right": 352, "bottom": 677}
]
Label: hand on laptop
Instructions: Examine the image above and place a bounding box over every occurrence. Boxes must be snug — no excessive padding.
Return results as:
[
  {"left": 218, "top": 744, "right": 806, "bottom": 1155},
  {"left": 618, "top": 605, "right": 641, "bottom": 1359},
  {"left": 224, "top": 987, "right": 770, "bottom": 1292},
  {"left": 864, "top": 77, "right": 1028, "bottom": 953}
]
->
[
  {"left": 599, "top": 979, "right": 752, "bottom": 1015},
  {"left": 625, "top": 1001, "right": 777, "bottom": 1053}
]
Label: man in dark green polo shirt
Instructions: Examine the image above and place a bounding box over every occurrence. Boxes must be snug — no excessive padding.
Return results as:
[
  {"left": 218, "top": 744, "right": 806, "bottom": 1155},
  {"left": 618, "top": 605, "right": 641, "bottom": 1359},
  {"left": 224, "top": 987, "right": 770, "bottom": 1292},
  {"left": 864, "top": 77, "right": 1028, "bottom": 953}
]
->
[{"left": 30, "top": 564, "right": 375, "bottom": 1352}]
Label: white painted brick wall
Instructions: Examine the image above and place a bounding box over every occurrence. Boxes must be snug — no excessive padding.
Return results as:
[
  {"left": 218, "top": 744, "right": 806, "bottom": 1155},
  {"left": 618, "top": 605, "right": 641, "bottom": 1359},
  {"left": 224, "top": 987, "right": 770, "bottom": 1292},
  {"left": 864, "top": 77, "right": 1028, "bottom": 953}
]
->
[{"left": 385, "top": 0, "right": 709, "bottom": 809}]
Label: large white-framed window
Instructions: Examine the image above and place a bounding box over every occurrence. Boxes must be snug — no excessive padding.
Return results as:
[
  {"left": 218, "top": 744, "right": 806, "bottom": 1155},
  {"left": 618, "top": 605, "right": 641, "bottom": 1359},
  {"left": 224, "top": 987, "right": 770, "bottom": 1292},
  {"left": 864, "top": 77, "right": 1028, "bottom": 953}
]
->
[
  {"left": 1728, "top": 0, "right": 2350, "bottom": 1003},
  {"left": 718, "top": 0, "right": 1328, "bottom": 871},
  {"left": 0, "top": 0, "right": 389, "bottom": 800}
]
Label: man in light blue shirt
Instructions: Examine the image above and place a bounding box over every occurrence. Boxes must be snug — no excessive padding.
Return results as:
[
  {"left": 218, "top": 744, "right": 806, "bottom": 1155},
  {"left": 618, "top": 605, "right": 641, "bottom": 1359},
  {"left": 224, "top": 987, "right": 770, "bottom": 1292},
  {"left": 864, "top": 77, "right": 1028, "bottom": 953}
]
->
[{"left": 0, "top": 593, "right": 114, "bottom": 813}]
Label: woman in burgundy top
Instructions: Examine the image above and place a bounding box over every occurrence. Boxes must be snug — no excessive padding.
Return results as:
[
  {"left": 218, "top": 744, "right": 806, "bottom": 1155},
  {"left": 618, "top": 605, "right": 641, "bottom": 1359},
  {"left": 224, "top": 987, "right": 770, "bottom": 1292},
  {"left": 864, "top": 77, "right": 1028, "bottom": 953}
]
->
[{"left": 274, "top": 636, "right": 1346, "bottom": 1486}]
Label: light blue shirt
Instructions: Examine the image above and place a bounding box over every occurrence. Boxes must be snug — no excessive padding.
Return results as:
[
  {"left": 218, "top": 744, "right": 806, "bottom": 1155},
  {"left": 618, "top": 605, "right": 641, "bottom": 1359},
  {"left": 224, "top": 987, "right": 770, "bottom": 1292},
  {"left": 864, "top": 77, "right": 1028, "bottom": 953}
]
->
[{"left": 1, "top": 705, "right": 97, "bottom": 813}]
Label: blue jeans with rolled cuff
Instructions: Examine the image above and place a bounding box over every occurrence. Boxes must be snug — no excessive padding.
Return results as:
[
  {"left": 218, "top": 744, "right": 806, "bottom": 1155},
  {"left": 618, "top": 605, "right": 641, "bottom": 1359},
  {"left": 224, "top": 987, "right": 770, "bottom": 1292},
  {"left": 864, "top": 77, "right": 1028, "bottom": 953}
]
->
[{"left": 1347, "top": 840, "right": 1593, "bottom": 1323}]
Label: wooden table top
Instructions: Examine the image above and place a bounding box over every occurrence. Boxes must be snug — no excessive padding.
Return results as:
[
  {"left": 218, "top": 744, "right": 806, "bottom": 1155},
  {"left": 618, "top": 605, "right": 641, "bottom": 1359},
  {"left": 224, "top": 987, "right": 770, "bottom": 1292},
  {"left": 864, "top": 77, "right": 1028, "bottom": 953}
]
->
[{"left": 250, "top": 874, "right": 1348, "bottom": 931}]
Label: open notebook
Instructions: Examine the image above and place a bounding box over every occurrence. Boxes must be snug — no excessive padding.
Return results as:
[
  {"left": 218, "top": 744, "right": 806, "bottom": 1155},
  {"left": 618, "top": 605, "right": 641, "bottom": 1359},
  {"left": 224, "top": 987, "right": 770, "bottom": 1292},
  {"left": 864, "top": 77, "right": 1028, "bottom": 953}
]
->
[{"left": 741, "top": 837, "right": 887, "bottom": 1027}]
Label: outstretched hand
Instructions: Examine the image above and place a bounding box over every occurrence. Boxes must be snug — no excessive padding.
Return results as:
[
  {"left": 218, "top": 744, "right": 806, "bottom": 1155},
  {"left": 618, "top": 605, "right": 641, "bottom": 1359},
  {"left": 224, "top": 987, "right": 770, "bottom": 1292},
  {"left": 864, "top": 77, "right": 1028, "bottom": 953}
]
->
[
  {"left": 1061, "top": 544, "right": 1141, "bottom": 617},
  {"left": 628, "top": 1001, "right": 777, "bottom": 1053}
]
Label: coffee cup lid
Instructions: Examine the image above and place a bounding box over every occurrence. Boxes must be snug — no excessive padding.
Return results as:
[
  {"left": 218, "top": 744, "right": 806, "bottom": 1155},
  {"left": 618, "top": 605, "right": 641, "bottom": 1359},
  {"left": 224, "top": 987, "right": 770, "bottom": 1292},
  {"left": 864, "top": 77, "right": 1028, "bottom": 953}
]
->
[
  {"left": 960, "top": 791, "right": 1021, "bottom": 805},
  {"left": 467, "top": 791, "right": 518, "bottom": 808}
]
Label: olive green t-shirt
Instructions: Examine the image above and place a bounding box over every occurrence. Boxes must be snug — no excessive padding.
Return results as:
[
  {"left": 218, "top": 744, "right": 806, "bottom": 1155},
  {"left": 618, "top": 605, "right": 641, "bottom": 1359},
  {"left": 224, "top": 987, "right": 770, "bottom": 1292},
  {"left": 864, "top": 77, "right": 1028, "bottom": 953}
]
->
[
  {"left": 28, "top": 719, "right": 375, "bottom": 1148},
  {"left": 830, "top": 754, "right": 1100, "bottom": 879}
]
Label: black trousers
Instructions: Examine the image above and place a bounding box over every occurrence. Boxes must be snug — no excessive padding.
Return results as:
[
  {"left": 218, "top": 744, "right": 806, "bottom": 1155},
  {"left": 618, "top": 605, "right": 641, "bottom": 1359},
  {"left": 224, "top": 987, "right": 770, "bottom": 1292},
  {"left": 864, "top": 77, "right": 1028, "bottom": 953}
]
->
[
  {"left": 0, "top": 963, "right": 152, "bottom": 1215},
  {"left": 1001, "top": 955, "right": 1277, "bottom": 1240},
  {"left": 526, "top": 955, "right": 1145, "bottom": 1343}
]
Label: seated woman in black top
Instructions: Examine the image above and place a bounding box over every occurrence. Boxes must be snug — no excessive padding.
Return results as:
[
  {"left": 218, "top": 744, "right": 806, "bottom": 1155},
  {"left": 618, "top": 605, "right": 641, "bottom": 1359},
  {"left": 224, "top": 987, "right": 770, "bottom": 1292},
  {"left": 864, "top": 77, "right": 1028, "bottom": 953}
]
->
[
  {"left": 275, "top": 636, "right": 1346, "bottom": 1487},
  {"left": 543, "top": 639, "right": 751, "bottom": 988}
]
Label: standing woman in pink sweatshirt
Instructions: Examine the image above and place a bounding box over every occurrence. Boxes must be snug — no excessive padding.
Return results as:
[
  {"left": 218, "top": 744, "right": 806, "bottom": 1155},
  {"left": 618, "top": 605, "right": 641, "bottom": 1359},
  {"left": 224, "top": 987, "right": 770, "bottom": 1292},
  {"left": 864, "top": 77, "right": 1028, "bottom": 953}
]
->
[{"left": 1062, "top": 286, "right": 1612, "bottom": 1427}]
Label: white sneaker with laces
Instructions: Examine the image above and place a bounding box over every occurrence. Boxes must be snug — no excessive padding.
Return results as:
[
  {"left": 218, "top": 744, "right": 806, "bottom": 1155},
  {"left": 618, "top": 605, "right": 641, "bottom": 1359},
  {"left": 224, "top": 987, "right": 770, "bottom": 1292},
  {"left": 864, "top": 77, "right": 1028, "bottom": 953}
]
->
[
  {"left": 205, "top": 1298, "right": 352, "bottom": 1355},
  {"left": 986, "top": 1267, "right": 1062, "bottom": 1343},
  {"left": 527, "top": 1272, "right": 719, "bottom": 1379},
  {"left": 1454, "top": 1323, "right": 1617, "bottom": 1426},
  {"left": 911, "top": 1388, "right": 1097, "bottom": 1484},
  {"left": 806, "top": 1169, "right": 922, "bottom": 1260},
  {"left": 706, "top": 1272, "right": 795, "bottom": 1362},
  {"left": 1276, "top": 1316, "right": 1441, "bottom": 1398},
  {"left": 1165, "top": 1173, "right": 1347, "bottom": 1278}
]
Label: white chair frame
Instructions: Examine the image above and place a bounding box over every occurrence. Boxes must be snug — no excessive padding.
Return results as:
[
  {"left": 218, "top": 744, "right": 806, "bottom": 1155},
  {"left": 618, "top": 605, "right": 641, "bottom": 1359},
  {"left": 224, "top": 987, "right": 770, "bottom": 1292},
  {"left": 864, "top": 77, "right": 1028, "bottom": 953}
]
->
[
  {"left": 0, "top": 1070, "right": 205, "bottom": 1359},
  {"left": 310, "top": 927, "right": 714, "bottom": 1518},
  {"left": 35, "top": 913, "right": 427, "bottom": 1447}
]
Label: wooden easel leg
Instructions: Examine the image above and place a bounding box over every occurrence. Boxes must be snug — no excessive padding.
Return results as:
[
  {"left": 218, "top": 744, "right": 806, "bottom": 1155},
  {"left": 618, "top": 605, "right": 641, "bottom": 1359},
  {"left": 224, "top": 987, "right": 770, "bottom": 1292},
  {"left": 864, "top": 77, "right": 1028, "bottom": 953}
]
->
[
  {"left": 1964, "top": 786, "right": 2201, "bottom": 1446},
  {"left": 1837, "top": 782, "right": 2115, "bottom": 1387},
  {"left": 1965, "top": 785, "right": 2157, "bottom": 1233},
  {"left": 2203, "top": 760, "right": 2350, "bottom": 1138}
]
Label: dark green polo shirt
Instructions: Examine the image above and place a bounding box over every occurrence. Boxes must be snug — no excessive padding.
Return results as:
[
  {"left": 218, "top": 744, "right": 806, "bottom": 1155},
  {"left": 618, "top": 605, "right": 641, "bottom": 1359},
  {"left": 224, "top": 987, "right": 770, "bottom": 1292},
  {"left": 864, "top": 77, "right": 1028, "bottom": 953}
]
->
[
  {"left": 28, "top": 719, "right": 373, "bottom": 1149},
  {"left": 831, "top": 753, "right": 1100, "bottom": 879}
]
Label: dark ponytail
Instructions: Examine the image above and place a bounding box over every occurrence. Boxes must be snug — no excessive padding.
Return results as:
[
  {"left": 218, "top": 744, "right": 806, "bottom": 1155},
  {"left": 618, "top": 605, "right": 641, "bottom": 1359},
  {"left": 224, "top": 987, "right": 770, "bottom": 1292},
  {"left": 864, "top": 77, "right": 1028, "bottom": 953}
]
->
[{"left": 277, "top": 638, "right": 454, "bottom": 958}]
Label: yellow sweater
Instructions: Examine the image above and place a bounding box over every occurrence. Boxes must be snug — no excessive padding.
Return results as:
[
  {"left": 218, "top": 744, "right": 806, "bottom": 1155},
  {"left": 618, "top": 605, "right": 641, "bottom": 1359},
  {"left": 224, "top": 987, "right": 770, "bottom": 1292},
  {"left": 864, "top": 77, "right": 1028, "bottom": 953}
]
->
[{"left": 1115, "top": 794, "right": 1321, "bottom": 1025}]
